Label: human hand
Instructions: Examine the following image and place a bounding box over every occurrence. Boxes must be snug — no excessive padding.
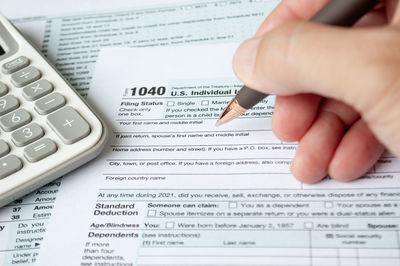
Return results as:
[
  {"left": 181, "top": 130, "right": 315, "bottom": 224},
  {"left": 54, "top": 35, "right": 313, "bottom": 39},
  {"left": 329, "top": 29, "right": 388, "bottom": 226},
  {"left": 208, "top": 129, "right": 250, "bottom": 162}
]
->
[{"left": 232, "top": 0, "right": 400, "bottom": 183}]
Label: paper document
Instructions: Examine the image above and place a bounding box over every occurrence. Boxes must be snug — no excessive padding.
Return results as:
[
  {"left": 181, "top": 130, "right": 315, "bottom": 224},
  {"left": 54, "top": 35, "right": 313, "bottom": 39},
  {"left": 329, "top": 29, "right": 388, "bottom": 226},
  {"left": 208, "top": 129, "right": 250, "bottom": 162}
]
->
[
  {"left": 2, "top": 0, "right": 186, "bottom": 19},
  {"left": 0, "top": 1, "right": 279, "bottom": 264},
  {"left": 37, "top": 44, "right": 400, "bottom": 266}
]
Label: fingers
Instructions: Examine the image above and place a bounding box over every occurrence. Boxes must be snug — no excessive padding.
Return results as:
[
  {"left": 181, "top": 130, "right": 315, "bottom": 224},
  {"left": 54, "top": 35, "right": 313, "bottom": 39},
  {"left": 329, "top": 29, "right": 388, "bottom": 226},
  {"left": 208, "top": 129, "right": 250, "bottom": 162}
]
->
[
  {"left": 271, "top": 96, "right": 381, "bottom": 183},
  {"left": 255, "top": 0, "right": 329, "bottom": 36},
  {"left": 248, "top": 0, "right": 399, "bottom": 183},
  {"left": 387, "top": 0, "right": 400, "bottom": 24},
  {"left": 293, "top": 105, "right": 385, "bottom": 184},
  {"left": 329, "top": 120, "right": 385, "bottom": 181},
  {"left": 291, "top": 107, "right": 346, "bottom": 183},
  {"left": 291, "top": 100, "right": 360, "bottom": 183},
  {"left": 232, "top": 23, "right": 400, "bottom": 116},
  {"left": 271, "top": 94, "right": 321, "bottom": 142},
  {"left": 320, "top": 99, "right": 360, "bottom": 125},
  {"left": 356, "top": 9, "right": 387, "bottom": 26}
]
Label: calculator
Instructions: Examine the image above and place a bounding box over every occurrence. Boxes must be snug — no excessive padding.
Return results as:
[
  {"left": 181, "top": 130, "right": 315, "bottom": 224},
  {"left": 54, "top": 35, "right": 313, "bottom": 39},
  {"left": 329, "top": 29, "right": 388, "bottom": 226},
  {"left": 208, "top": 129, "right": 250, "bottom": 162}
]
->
[{"left": 0, "top": 14, "right": 108, "bottom": 207}]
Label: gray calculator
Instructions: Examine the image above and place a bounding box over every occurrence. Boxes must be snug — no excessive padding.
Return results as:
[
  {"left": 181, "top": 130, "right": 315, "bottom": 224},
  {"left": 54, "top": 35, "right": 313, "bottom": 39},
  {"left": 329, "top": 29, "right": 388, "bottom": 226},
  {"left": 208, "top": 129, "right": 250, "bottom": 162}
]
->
[{"left": 0, "top": 14, "right": 108, "bottom": 207}]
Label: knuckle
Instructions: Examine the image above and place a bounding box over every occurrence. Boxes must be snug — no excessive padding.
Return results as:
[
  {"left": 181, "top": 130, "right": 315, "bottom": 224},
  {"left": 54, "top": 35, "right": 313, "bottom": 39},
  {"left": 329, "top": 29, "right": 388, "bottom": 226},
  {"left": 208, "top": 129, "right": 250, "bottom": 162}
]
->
[
  {"left": 370, "top": 29, "right": 400, "bottom": 72},
  {"left": 254, "top": 21, "right": 309, "bottom": 92},
  {"left": 347, "top": 27, "right": 400, "bottom": 116},
  {"left": 258, "top": 21, "right": 306, "bottom": 64}
]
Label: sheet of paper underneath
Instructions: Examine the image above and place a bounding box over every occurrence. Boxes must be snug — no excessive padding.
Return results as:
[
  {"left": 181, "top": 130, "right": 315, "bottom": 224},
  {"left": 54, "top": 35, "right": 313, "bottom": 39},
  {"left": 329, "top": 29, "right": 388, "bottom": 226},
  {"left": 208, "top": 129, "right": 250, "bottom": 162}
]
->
[
  {"left": 2, "top": 0, "right": 186, "bottom": 19},
  {"left": 37, "top": 44, "right": 400, "bottom": 266},
  {"left": 0, "top": 2, "right": 279, "bottom": 264}
]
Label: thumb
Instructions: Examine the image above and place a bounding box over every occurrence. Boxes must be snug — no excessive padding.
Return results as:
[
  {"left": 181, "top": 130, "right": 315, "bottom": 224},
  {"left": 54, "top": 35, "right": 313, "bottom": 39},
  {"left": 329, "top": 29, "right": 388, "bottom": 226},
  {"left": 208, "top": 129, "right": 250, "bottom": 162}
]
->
[{"left": 232, "top": 21, "right": 400, "bottom": 156}]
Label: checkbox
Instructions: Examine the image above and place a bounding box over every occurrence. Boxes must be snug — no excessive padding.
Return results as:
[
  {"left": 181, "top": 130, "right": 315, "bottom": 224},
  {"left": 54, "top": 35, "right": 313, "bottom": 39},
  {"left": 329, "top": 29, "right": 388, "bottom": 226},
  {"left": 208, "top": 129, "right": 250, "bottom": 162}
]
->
[
  {"left": 228, "top": 202, "right": 237, "bottom": 208},
  {"left": 324, "top": 201, "right": 333, "bottom": 208},
  {"left": 167, "top": 101, "right": 175, "bottom": 106},
  {"left": 147, "top": 210, "right": 156, "bottom": 217},
  {"left": 201, "top": 100, "right": 209, "bottom": 106},
  {"left": 304, "top": 222, "right": 313, "bottom": 229},
  {"left": 166, "top": 222, "right": 175, "bottom": 229}
]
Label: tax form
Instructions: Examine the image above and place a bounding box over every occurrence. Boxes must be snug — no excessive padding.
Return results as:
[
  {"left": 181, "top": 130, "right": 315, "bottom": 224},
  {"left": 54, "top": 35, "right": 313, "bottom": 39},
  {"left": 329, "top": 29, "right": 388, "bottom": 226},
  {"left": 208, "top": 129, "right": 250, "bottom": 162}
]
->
[
  {"left": 37, "top": 44, "right": 400, "bottom": 266},
  {"left": 0, "top": 1, "right": 279, "bottom": 264}
]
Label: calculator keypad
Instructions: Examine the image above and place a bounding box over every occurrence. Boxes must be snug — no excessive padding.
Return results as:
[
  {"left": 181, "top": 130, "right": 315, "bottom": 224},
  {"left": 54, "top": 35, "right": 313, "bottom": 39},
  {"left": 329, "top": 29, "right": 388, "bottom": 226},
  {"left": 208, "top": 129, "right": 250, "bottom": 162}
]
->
[
  {"left": 22, "top": 79, "right": 53, "bottom": 101},
  {"left": 0, "top": 82, "right": 8, "bottom": 96},
  {"left": 0, "top": 140, "right": 10, "bottom": 157},
  {"left": 2, "top": 56, "right": 30, "bottom": 74},
  {"left": 47, "top": 107, "right": 90, "bottom": 144},
  {"left": 11, "top": 123, "right": 43, "bottom": 147},
  {"left": 0, "top": 95, "right": 19, "bottom": 116},
  {"left": 0, "top": 155, "right": 22, "bottom": 179},
  {"left": 35, "top": 92, "right": 65, "bottom": 115},
  {"left": 0, "top": 109, "right": 31, "bottom": 132},
  {"left": 11, "top": 66, "right": 41, "bottom": 87},
  {"left": 0, "top": 54, "right": 92, "bottom": 179},
  {"left": 24, "top": 138, "right": 57, "bottom": 163}
]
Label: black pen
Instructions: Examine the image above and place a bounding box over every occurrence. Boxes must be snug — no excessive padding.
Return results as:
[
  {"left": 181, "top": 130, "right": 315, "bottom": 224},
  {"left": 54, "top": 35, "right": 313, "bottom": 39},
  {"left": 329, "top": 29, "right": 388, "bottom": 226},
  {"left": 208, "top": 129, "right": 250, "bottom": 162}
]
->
[{"left": 217, "top": 0, "right": 379, "bottom": 126}]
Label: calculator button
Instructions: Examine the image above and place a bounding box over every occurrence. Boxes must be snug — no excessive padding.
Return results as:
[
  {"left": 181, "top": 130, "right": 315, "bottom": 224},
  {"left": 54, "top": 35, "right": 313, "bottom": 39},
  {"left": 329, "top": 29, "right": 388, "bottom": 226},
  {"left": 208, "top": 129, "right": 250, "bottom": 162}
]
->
[
  {"left": 22, "top": 79, "right": 53, "bottom": 101},
  {"left": 0, "top": 95, "right": 19, "bottom": 116},
  {"left": 2, "top": 56, "right": 30, "bottom": 74},
  {"left": 34, "top": 93, "right": 65, "bottom": 115},
  {"left": 0, "top": 109, "right": 31, "bottom": 132},
  {"left": 0, "top": 140, "right": 10, "bottom": 157},
  {"left": 0, "top": 155, "right": 22, "bottom": 179},
  {"left": 0, "top": 82, "right": 8, "bottom": 97},
  {"left": 11, "top": 66, "right": 41, "bottom": 88},
  {"left": 24, "top": 138, "right": 57, "bottom": 163},
  {"left": 11, "top": 123, "right": 44, "bottom": 147},
  {"left": 47, "top": 107, "right": 90, "bottom": 144}
]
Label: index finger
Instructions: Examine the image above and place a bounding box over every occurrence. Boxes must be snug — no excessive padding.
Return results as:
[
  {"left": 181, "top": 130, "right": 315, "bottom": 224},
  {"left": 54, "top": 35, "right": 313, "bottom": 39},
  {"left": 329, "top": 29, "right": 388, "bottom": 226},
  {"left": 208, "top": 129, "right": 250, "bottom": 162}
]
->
[
  {"left": 254, "top": 0, "right": 330, "bottom": 144},
  {"left": 255, "top": 0, "right": 329, "bottom": 36}
]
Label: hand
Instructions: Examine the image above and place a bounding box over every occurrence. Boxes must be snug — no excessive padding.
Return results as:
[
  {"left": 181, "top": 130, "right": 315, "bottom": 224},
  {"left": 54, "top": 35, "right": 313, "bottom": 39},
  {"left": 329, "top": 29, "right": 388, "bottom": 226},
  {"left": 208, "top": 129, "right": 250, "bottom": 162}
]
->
[{"left": 232, "top": 0, "right": 400, "bottom": 183}]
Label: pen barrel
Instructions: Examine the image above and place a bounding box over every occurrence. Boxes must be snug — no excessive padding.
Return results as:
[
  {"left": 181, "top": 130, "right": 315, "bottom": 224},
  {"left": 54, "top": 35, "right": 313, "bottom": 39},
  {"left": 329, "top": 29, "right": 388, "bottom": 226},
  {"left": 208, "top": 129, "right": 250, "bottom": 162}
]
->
[
  {"left": 310, "top": 0, "right": 379, "bottom": 27},
  {"left": 236, "top": 86, "right": 268, "bottom": 109}
]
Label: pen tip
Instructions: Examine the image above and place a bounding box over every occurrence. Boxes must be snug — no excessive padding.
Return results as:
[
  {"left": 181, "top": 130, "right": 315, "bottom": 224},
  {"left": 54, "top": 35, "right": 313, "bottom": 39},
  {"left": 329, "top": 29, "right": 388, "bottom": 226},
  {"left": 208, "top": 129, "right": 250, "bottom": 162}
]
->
[{"left": 215, "top": 120, "right": 223, "bottom": 127}]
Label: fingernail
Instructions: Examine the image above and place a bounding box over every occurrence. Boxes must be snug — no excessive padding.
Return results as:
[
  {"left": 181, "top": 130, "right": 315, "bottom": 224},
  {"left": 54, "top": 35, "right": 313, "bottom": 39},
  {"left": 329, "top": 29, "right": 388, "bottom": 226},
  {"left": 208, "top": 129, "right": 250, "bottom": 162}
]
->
[{"left": 233, "top": 37, "right": 262, "bottom": 79}]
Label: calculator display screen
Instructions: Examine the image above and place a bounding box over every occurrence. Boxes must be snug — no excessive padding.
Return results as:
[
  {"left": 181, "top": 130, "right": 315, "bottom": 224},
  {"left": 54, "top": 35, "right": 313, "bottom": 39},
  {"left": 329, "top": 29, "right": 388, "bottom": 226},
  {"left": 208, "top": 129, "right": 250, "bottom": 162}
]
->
[{"left": 0, "top": 45, "right": 4, "bottom": 56}]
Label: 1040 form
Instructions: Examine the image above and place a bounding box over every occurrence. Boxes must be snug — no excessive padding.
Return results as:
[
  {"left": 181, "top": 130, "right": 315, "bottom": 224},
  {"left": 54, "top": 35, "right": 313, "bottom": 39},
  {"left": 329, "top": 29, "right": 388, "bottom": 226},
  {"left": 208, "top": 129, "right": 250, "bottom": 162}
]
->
[{"left": 37, "top": 45, "right": 400, "bottom": 266}]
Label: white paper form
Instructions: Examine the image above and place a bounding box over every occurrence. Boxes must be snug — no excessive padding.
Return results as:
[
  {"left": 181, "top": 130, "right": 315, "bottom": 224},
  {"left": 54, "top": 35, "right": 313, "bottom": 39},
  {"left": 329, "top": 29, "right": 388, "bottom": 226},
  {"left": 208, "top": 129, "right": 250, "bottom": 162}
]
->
[
  {"left": 37, "top": 44, "right": 400, "bottom": 266},
  {"left": 38, "top": 0, "right": 279, "bottom": 96},
  {"left": 0, "top": 1, "right": 280, "bottom": 265},
  {"left": 2, "top": 0, "right": 187, "bottom": 19}
]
